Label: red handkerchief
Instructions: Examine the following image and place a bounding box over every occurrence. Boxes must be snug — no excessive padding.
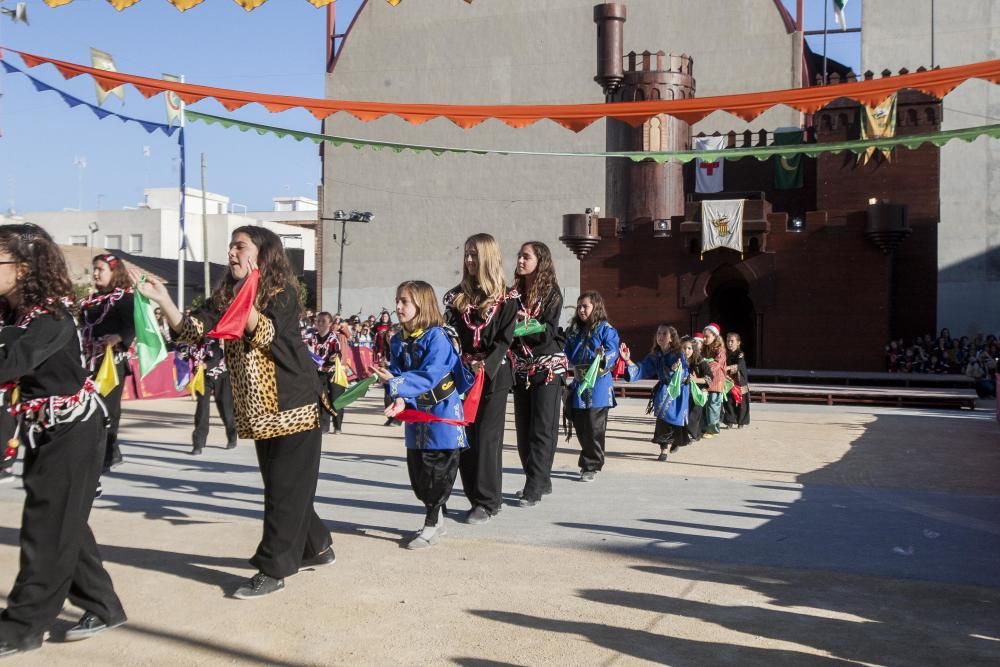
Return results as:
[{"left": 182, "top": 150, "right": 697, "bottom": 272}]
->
[{"left": 208, "top": 269, "right": 259, "bottom": 340}]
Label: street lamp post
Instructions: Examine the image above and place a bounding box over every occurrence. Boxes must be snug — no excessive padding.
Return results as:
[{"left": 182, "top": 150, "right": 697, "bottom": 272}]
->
[{"left": 321, "top": 209, "right": 373, "bottom": 315}]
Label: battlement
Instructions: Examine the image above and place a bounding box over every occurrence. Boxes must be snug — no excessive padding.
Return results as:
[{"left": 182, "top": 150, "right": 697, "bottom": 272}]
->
[{"left": 623, "top": 50, "right": 693, "bottom": 76}]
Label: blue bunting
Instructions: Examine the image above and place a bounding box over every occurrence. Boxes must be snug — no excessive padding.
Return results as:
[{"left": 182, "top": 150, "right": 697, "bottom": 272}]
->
[{"left": 2, "top": 59, "right": 178, "bottom": 138}]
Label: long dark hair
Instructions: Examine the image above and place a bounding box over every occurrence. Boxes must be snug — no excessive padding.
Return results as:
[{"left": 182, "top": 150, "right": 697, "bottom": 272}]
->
[
  {"left": 652, "top": 324, "right": 681, "bottom": 356},
  {"left": 514, "top": 241, "right": 560, "bottom": 311},
  {"left": 0, "top": 224, "right": 74, "bottom": 319},
  {"left": 92, "top": 253, "right": 131, "bottom": 292},
  {"left": 569, "top": 290, "right": 608, "bottom": 336},
  {"left": 211, "top": 226, "right": 299, "bottom": 312}
]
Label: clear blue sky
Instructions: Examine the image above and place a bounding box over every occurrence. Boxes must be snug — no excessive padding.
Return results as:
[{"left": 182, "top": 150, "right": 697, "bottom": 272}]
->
[{"left": 0, "top": 0, "right": 860, "bottom": 215}]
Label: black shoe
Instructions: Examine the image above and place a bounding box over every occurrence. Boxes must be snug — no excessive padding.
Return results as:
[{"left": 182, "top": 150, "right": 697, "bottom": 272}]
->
[
  {"left": 225, "top": 441, "right": 237, "bottom": 450},
  {"left": 579, "top": 470, "right": 597, "bottom": 482},
  {"left": 299, "top": 546, "right": 336, "bottom": 571},
  {"left": 518, "top": 496, "right": 540, "bottom": 507},
  {"left": 334, "top": 428, "right": 342, "bottom": 435},
  {"left": 657, "top": 450, "right": 669, "bottom": 462},
  {"left": 465, "top": 506, "right": 493, "bottom": 525},
  {"left": 95, "top": 482, "right": 103, "bottom": 499},
  {"left": 189, "top": 447, "right": 203, "bottom": 456},
  {"left": 108, "top": 447, "right": 124, "bottom": 469},
  {"left": 64, "top": 611, "right": 127, "bottom": 642},
  {"left": 233, "top": 572, "right": 284, "bottom": 600},
  {"left": 383, "top": 418, "right": 395, "bottom": 427},
  {"left": 669, "top": 444, "right": 679, "bottom": 453},
  {"left": 0, "top": 635, "right": 41, "bottom": 657}
]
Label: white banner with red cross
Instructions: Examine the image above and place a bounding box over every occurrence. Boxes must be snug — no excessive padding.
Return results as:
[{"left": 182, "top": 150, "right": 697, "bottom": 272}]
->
[{"left": 694, "top": 135, "right": 726, "bottom": 193}]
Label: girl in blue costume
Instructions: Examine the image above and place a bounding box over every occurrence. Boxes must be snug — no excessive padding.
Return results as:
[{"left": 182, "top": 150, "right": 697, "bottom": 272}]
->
[
  {"left": 375, "top": 281, "right": 474, "bottom": 549},
  {"left": 621, "top": 324, "right": 690, "bottom": 462},
  {"left": 564, "top": 290, "right": 621, "bottom": 482}
]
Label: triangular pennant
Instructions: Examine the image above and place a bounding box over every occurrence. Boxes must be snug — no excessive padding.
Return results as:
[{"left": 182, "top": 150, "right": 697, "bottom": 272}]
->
[{"left": 207, "top": 269, "right": 259, "bottom": 339}]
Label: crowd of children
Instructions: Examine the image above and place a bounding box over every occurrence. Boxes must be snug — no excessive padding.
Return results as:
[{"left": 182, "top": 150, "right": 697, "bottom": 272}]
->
[{"left": 0, "top": 226, "right": 756, "bottom": 657}]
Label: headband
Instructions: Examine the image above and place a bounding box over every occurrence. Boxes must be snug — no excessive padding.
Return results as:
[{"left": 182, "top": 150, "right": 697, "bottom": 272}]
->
[{"left": 97, "top": 254, "right": 119, "bottom": 269}]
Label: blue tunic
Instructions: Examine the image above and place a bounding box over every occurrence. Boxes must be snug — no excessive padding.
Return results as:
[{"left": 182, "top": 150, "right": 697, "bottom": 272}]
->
[
  {"left": 564, "top": 321, "right": 620, "bottom": 409},
  {"left": 627, "top": 350, "right": 690, "bottom": 426},
  {"left": 386, "top": 326, "right": 474, "bottom": 451}
]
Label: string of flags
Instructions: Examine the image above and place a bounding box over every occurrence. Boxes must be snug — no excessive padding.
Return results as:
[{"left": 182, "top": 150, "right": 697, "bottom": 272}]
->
[
  {"left": 3, "top": 57, "right": 999, "bottom": 164},
  {"left": 1, "top": 60, "right": 177, "bottom": 136},
  {"left": 42, "top": 0, "right": 472, "bottom": 11},
  {"left": 6, "top": 46, "right": 1000, "bottom": 131}
]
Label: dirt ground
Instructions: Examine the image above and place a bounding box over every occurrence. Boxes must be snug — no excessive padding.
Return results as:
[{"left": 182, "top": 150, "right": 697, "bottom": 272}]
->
[{"left": 0, "top": 396, "right": 997, "bottom": 666}]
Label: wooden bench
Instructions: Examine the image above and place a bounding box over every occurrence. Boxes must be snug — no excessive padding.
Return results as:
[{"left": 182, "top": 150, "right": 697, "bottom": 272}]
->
[
  {"left": 613, "top": 379, "right": 977, "bottom": 410},
  {"left": 749, "top": 368, "right": 974, "bottom": 389}
]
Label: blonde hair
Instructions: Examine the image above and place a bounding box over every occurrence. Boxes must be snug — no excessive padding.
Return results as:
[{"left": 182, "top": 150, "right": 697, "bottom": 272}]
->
[
  {"left": 396, "top": 281, "right": 445, "bottom": 333},
  {"left": 453, "top": 233, "right": 508, "bottom": 317}
]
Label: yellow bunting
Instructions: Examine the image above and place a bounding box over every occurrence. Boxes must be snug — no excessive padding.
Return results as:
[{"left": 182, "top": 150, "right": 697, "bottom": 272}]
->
[{"left": 43, "top": 0, "right": 336, "bottom": 11}]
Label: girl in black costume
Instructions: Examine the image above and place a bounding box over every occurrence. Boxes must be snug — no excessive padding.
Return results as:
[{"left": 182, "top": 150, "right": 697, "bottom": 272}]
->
[{"left": 0, "top": 225, "right": 126, "bottom": 657}]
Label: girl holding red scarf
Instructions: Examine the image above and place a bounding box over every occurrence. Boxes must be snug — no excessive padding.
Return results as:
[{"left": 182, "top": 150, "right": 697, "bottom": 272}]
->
[
  {"left": 443, "top": 233, "right": 519, "bottom": 525},
  {"left": 722, "top": 332, "right": 751, "bottom": 428},
  {"left": 133, "top": 226, "right": 333, "bottom": 600},
  {"left": 0, "top": 225, "right": 126, "bottom": 657},
  {"left": 79, "top": 253, "right": 134, "bottom": 472},
  {"left": 375, "top": 281, "right": 475, "bottom": 549}
]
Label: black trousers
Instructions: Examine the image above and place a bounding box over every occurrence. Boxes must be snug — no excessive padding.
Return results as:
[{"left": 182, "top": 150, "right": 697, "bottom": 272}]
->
[
  {"left": 0, "top": 411, "right": 125, "bottom": 644},
  {"left": 192, "top": 372, "right": 237, "bottom": 449},
  {"left": 571, "top": 407, "right": 609, "bottom": 473},
  {"left": 407, "top": 449, "right": 460, "bottom": 527},
  {"left": 251, "top": 427, "right": 332, "bottom": 579},
  {"left": 687, "top": 401, "right": 705, "bottom": 441},
  {"left": 317, "top": 373, "right": 345, "bottom": 432},
  {"left": 459, "top": 371, "right": 511, "bottom": 514},
  {"left": 722, "top": 392, "right": 751, "bottom": 427},
  {"left": 99, "top": 360, "right": 127, "bottom": 469},
  {"left": 513, "top": 379, "right": 561, "bottom": 500},
  {"left": 654, "top": 420, "right": 689, "bottom": 450}
]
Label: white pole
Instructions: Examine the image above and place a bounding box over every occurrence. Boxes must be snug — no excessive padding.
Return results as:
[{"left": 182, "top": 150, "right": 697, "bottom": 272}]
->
[{"left": 177, "top": 75, "right": 186, "bottom": 309}]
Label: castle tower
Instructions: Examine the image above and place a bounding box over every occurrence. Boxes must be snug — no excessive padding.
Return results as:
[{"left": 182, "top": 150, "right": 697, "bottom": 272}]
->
[{"left": 595, "top": 4, "right": 695, "bottom": 226}]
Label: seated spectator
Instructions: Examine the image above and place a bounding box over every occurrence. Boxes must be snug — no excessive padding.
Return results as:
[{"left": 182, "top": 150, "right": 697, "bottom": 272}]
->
[{"left": 965, "top": 351, "right": 997, "bottom": 398}]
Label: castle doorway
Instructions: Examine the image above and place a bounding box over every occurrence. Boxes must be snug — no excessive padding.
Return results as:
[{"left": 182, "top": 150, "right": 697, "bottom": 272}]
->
[{"left": 708, "top": 278, "right": 757, "bottom": 367}]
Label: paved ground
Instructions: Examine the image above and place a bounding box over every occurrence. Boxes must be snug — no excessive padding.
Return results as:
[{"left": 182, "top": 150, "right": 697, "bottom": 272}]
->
[{"left": 0, "top": 394, "right": 998, "bottom": 665}]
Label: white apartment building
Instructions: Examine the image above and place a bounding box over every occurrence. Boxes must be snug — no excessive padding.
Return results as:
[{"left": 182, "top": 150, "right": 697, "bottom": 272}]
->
[{"left": 23, "top": 188, "right": 316, "bottom": 271}]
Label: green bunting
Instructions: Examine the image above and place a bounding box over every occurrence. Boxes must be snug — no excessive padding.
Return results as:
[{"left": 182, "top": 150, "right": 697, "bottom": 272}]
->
[{"left": 184, "top": 109, "right": 1000, "bottom": 164}]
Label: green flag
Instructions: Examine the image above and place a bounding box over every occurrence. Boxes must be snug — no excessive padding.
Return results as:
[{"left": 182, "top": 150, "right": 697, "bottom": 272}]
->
[
  {"left": 773, "top": 129, "right": 804, "bottom": 190},
  {"left": 689, "top": 378, "right": 707, "bottom": 407},
  {"left": 333, "top": 374, "right": 378, "bottom": 411},
  {"left": 132, "top": 282, "right": 167, "bottom": 377},
  {"left": 722, "top": 378, "right": 735, "bottom": 398},
  {"left": 666, "top": 366, "right": 684, "bottom": 401},
  {"left": 576, "top": 352, "right": 603, "bottom": 398},
  {"left": 513, "top": 318, "right": 546, "bottom": 337}
]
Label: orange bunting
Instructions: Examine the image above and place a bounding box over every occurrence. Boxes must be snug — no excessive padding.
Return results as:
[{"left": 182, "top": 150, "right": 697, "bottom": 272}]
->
[{"left": 5, "top": 47, "right": 1000, "bottom": 132}]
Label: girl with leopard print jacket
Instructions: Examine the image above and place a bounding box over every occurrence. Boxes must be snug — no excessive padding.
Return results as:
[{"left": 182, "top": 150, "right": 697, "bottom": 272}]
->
[{"left": 133, "top": 226, "right": 334, "bottom": 600}]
